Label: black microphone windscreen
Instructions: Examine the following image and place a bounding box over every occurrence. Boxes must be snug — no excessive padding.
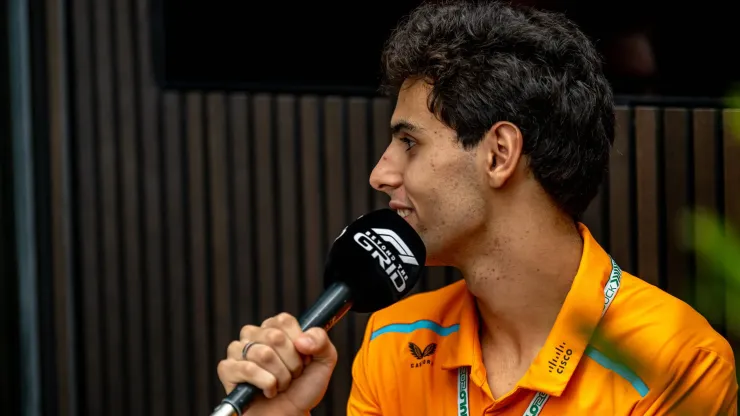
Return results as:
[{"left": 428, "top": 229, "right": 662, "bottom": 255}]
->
[{"left": 323, "top": 209, "right": 426, "bottom": 313}]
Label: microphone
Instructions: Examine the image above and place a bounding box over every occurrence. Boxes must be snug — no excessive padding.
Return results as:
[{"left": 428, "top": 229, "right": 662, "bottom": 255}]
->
[{"left": 210, "top": 208, "right": 426, "bottom": 416}]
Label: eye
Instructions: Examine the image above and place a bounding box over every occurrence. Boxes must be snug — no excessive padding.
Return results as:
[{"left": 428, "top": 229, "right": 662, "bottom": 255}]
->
[{"left": 399, "top": 137, "right": 416, "bottom": 151}]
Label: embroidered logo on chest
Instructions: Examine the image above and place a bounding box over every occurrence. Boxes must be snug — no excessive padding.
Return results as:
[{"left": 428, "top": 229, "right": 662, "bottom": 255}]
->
[{"left": 408, "top": 342, "right": 436, "bottom": 368}]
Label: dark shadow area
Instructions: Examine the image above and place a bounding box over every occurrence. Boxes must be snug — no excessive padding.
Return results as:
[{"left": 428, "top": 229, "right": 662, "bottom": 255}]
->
[{"left": 155, "top": 0, "right": 740, "bottom": 98}]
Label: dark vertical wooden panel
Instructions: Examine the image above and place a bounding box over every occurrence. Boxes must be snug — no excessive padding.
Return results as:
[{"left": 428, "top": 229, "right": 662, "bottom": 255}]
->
[
  {"left": 299, "top": 96, "right": 330, "bottom": 415},
  {"left": 634, "top": 107, "right": 660, "bottom": 286},
  {"left": 300, "top": 96, "right": 324, "bottom": 322},
  {"left": 114, "top": 0, "right": 145, "bottom": 411},
  {"left": 186, "top": 92, "right": 211, "bottom": 414},
  {"left": 162, "top": 92, "right": 191, "bottom": 415},
  {"left": 323, "top": 97, "right": 347, "bottom": 245},
  {"left": 722, "top": 109, "right": 740, "bottom": 360},
  {"left": 347, "top": 97, "right": 371, "bottom": 359},
  {"left": 46, "top": 0, "right": 75, "bottom": 412},
  {"left": 323, "top": 96, "right": 351, "bottom": 415},
  {"left": 609, "top": 107, "right": 634, "bottom": 272},
  {"left": 93, "top": 0, "right": 125, "bottom": 412},
  {"left": 134, "top": 0, "right": 168, "bottom": 411},
  {"left": 70, "top": 0, "right": 104, "bottom": 413},
  {"left": 692, "top": 111, "right": 718, "bottom": 209},
  {"left": 348, "top": 97, "right": 371, "bottom": 219},
  {"left": 229, "top": 94, "right": 256, "bottom": 327},
  {"left": 372, "top": 98, "right": 392, "bottom": 210},
  {"left": 207, "top": 92, "right": 232, "bottom": 403},
  {"left": 692, "top": 109, "right": 722, "bottom": 324},
  {"left": 662, "top": 109, "right": 692, "bottom": 303},
  {"left": 253, "top": 94, "right": 277, "bottom": 321},
  {"left": 276, "top": 95, "right": 301, "bottom": 317},
  {"left": 27, "top": 0, "right": 55, "bottom": 409}
]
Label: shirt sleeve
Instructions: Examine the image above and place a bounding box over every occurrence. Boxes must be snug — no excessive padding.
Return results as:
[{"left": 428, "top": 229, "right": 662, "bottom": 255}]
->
[
  {"left": 346, "top": 313, "right": 383, "bottom": 416},
  {"left": 636, "top": 347, "right": 738, "bottom": 415}
]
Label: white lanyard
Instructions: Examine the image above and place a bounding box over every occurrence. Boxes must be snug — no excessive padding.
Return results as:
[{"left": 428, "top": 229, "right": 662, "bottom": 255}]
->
[{"left": 457, "top": 257, "right": 622, "bottom": 416}]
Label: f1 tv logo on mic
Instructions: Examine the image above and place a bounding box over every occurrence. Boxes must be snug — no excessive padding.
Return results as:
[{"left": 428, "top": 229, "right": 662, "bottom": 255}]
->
[{"left": 353, "top": 228, "right": 418, "bottom": 292}]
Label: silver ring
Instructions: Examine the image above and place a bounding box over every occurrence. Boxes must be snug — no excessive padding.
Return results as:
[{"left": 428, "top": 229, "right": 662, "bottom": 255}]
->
[{"left": 241, "top": 340, "right": 260, "bottom": 360}]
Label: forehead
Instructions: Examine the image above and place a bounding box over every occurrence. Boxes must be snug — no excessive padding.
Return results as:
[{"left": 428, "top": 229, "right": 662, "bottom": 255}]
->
[{"left": 390, "top": 80, "right": 448, "bottom": 136}]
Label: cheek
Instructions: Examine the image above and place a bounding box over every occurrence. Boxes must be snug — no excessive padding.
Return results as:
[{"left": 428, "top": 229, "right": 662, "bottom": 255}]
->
[
  {"left": 404, "top": 153, "right": 445, "bottom": 204},
  {"left": 407, "top": 153, "right": 480, "bottom": 218}
]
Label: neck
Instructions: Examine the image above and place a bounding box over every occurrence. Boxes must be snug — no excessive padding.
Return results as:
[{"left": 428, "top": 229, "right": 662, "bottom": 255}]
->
[{"left": 456, "top": 206, "right": 584, "bottom": 358}]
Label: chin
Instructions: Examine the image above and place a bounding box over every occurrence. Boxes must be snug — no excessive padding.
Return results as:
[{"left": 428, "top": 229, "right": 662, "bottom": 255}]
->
[{"left": 420, "top": 226, "right": 475, "bottom": 264}]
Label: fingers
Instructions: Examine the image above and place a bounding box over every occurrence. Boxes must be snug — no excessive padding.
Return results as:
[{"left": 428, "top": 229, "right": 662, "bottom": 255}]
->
[
  {"left": 259, "top": 313, "right": 305, "bottom": 378},
  {"left": 246, "top": 341, "right": 295, "bottom": 393},
  {"left": 238, "top": 313, "right": 300, "bottom": 341},
  {"left": 239, "top": 313, "right": 305, "bottom": 378},
  {"left": 230, "top": 313, "right": 305, "bottom": 394},
  {"left": 226, "top": 340, "right": 244, "bottom": 360},
  {"left": 217, "top": 358, "right": 278, "bottom": 398},
  {"left": 261, "top": 312, "right": 302, "bottom": 339},
  {"left": 217, "top": 312, "right": 337, "bottom": 401}
]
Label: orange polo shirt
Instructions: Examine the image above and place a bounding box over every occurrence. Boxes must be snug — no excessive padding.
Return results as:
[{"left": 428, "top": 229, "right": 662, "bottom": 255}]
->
[{"left": 347, "top": 224, "right": 737, "bottom": 415}]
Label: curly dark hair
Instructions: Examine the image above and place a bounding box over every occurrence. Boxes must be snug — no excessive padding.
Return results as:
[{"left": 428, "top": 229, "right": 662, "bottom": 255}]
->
[{"left": 380, "top": 0, "right": 615, "bottom": 219}]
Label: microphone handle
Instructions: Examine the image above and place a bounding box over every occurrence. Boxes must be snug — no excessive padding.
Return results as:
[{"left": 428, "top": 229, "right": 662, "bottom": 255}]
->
[{"left": 210, "top": 282, "right": 353, "bottom": 416}]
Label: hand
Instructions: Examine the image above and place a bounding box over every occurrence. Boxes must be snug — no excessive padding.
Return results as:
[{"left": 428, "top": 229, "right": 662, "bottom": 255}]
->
[{"left": 217, "top": 313, "right": 338, "bottom": 415}]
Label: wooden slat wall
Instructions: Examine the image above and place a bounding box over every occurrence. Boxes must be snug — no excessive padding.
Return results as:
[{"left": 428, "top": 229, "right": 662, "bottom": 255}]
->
[
  {"left": 663, "top": 109, "right": 691, "bottom": 303},
  {"left": 29, "top": 0, "right": 737, "bottom": 414}
]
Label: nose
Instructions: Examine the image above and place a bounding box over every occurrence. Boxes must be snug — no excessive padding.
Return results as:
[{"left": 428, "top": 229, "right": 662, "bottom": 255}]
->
[{"left": 369, "top": 147, "right": 403, "bottom": 194}]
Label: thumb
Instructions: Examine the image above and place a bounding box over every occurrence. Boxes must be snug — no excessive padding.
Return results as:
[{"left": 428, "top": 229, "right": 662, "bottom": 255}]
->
[
  {"left": 283, "top": 328, "right": 337, "bottom": 411},
  {"left": 294, "top": 327, "right": 337, "bottom": 366}
]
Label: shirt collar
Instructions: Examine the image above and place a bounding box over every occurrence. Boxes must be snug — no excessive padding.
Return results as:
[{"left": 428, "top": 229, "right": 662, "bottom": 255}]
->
[
  {"left": 439, "top": 281, "right": 480, "bottom": 373},
  {"left": 438, "top": 223, "right": 615, "bottom": 396},
  {"left": 519, "top": 223, "right": 614, "bottom": 396}
]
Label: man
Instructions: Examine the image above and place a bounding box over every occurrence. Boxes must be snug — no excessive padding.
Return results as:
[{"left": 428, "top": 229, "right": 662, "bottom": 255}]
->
[{"left": 217, "top": 1, "right": 738, "bottom": 415}]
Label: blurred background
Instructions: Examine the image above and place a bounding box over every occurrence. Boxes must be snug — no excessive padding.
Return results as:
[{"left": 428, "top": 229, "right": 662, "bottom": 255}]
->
[{"left": 1, "top": 0, "right": 739, "bottom": 415}]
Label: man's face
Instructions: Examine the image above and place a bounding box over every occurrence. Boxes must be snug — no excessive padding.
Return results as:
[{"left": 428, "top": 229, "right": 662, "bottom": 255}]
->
[{"left": 369, "top": 80, "right": 489, "bottom": 266}]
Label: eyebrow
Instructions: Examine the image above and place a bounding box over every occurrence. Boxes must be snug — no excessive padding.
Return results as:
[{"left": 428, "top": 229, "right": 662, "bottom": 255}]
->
[{"left": 390, "top": 119, "right": 423, "bottom": 137}]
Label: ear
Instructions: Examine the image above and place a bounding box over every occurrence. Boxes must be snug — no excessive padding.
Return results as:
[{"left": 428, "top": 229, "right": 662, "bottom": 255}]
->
[{"left": 480, "top": 121, "right": 524, "bottom": 188}]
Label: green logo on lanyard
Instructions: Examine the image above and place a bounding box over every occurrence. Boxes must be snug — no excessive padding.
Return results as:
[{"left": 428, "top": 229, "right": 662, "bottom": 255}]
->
[
  {"left": 458, "top": 367, "right": 469, "bottom": 416},
  {"left": 523, "top": 392, "right": 550, "bottom": 416}
]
